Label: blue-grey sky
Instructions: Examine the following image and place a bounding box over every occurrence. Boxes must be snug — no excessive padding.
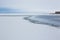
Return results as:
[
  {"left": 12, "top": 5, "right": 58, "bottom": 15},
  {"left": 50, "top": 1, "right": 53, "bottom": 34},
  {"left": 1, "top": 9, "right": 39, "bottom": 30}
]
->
[
  {"left": 0, "top": 0, "right": 60, "bottom": 12},
  {"left": 0, "top": 7, "right": 24, "bottom": 13}
]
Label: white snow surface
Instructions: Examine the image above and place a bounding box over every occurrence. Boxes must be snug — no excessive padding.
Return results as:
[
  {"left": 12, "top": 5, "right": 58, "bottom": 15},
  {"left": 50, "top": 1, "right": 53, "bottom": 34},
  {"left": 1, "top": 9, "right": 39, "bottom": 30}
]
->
[{"left": 0, "top": 16, "right": 60, "bottom": 40}]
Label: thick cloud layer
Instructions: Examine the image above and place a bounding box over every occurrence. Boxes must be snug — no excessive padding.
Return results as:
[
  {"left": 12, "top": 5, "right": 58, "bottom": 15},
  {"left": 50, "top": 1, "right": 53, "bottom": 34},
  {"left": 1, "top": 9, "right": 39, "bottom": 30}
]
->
[{"left": 0, "top": 0, "right": 60, "bottom": 12}]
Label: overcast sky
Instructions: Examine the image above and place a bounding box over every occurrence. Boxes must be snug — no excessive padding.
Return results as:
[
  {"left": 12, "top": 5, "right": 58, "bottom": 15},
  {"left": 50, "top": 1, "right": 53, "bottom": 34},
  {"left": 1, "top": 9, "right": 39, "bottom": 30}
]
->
[{"left": 0, "top": 0, "right": 60, "bottom": 12}]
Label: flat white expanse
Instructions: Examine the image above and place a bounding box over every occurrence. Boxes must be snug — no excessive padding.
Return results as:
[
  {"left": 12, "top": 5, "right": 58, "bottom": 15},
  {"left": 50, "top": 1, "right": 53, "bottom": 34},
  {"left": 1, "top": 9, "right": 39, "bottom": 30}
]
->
[
  {"left": 0, "top": 13, "right": 53, "bottom": 15},
  {"left": 0, "top": 16, "right": 60, "bottom": 40},
  {"left": 0, "top": 13, "right": 60, "bottom": 15}
]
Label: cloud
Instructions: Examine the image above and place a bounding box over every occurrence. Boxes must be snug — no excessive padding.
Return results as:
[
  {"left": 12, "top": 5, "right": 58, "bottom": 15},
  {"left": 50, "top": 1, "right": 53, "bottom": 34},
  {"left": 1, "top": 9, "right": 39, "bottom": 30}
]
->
[
  {"left": 0, "top": 0, "right": 60, "bottom": 12},
  {"left": 0, "top": 7, "right": 24, "bottom": 13}
]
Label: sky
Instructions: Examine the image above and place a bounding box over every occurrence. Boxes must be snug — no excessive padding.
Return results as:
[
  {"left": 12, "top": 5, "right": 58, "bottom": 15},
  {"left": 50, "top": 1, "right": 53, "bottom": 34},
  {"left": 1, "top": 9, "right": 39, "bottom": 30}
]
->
[
  {"left": 0, "top": 0, "right": 60, "bottom": 12},
  {"left": 0, "top": 7, "right": 24, "bottom": 13}
]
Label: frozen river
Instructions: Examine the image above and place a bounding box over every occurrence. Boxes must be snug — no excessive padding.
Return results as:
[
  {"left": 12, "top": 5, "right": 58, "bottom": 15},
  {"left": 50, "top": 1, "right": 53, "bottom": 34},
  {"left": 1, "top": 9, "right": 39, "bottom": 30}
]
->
[{"left": 0, "top": 16, "right": 60, "bottom": 40}]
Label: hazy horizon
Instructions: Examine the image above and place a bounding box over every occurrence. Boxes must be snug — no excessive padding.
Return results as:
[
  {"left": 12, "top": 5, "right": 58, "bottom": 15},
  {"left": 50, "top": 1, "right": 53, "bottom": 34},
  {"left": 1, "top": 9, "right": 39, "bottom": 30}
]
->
[{"left": 0, "top": 0, "right": 60, "bottom": 12}]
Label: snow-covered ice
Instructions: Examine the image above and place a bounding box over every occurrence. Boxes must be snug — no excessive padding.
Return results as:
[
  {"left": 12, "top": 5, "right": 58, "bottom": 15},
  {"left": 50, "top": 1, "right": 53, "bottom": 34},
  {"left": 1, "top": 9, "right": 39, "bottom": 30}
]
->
[
  {"left": 24, "top": 15, "right": 60, "bottom": 27},
  {"left": 0, "top": 16, "right": 60, "bottom": 40}
]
